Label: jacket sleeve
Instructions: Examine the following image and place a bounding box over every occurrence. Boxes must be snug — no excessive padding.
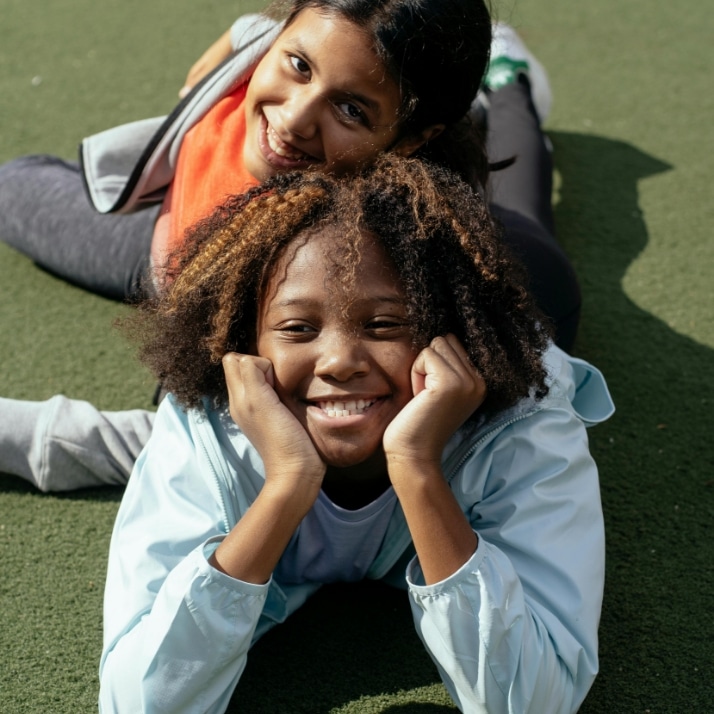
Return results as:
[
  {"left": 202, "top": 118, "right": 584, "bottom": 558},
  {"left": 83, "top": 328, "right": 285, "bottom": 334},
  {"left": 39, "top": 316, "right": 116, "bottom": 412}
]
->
[
  {"left": 406, "top": 400, "right": 606, "bottom": 714},
  {"left": 98, "top": 399, "right": 269, "bottom": 714},
  {"left": 229, "top": 13, "right": 281, "bottom": 53},
  {"left": 81, "top": 15, "right": 281, "bottom": 217}
]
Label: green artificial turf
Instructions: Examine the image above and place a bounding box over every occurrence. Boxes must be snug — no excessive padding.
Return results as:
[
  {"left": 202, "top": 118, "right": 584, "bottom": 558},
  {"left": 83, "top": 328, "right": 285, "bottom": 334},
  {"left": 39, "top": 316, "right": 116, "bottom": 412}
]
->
[{"left": 1, "top": 0, "right": 712, "bottom": 711}]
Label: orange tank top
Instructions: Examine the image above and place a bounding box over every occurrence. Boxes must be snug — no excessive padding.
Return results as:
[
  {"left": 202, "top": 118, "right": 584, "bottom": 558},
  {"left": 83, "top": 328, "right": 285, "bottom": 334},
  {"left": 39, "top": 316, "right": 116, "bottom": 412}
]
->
[{"left": 151, "top": 84, "right": 257, "bottom": 279}]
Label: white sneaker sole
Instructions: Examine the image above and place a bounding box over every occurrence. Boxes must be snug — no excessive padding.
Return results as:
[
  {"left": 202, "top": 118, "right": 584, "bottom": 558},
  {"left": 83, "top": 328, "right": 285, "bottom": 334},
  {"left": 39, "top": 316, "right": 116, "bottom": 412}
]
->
[{"left": 491, "top": 23, "right": 553, "bottom": 123}]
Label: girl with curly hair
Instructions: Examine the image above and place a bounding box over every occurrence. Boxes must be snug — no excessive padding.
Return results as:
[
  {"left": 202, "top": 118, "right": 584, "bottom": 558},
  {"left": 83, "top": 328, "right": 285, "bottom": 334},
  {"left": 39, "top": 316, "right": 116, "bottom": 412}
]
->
[
  {"left": 100, "top": 156, "right": 613, "bottom": 713},
  {"left": 1, "top": 2, "right": 580, "bottom": 493}
]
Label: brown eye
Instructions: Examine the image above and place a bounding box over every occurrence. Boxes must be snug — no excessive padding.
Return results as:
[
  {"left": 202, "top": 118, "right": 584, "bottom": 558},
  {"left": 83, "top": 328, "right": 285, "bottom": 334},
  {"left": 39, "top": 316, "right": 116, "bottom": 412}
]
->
[
  {"left": 289, "top": 55, "right": 310, "bottom": 76},
  {"left": 365, "top": 318, "right": 408, "bottom": 334},
  {"left": 335, "top": 101, "right": 365, "bottom": 123}
]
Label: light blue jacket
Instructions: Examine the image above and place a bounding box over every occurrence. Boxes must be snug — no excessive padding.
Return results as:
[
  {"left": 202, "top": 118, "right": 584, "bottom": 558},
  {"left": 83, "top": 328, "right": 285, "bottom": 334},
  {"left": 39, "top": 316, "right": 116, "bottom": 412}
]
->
[{"left": 99, "top": 345, "right": 614, "bottom": 714}]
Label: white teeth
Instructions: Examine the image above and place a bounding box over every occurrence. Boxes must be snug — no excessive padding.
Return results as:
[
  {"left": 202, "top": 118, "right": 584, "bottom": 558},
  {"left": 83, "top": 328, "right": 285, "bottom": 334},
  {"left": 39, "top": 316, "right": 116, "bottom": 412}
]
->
[
  {"left": 267, "top": 124, "right": 308, "bottom": 160},
  {"left": 318, "top": 399, "right": 376, "bottom": 417}
]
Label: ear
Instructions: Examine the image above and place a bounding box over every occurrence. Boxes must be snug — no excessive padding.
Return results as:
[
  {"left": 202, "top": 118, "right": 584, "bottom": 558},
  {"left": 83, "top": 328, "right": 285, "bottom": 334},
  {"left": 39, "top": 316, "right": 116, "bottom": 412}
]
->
[{"left": 392, "top": 124, "right": 445, "bottom": 157}]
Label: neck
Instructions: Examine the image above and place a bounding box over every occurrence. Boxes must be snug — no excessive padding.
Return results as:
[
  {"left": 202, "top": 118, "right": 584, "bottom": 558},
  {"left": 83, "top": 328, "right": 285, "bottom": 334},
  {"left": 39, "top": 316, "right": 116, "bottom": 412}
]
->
[{"left": 321, "top": 453, "right": 391, "bottom": 510}]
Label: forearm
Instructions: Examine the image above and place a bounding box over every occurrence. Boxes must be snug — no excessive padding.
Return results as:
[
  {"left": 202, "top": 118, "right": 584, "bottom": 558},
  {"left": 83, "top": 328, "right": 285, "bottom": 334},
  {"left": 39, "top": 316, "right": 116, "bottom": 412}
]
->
[
  {"left": 100, "top": 540, "right": 267, "bottom": 714},
  {"left": 408, "top": 541, "right": 593, "bottom": 714},
  {"left": 389, "top": 459, "right": 477, "bottom": 584},
  {"left": 210, "top": 479, "right": 318, "bottom": 584},
  {"left": 403, "top": 408, "right": 605, "bottom": 713}
]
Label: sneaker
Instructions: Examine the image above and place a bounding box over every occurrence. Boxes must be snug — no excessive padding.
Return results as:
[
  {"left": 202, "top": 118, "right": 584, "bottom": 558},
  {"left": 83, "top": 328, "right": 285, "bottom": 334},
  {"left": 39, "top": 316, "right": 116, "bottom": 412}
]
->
[{"left": 483, "top": 23, "right": 553, "bottom": 123}]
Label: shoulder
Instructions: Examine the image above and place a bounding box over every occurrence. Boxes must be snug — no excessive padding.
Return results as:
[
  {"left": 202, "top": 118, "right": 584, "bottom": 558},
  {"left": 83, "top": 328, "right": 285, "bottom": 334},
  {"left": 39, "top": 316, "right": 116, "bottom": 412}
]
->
[
  {"left": 230, "top": 14, "right": 283, "bottom": 53},
  {"left": 443, "top": 344, "right": 613, "bottom": 496},
  {"left": 141, "top": 396, "right": 265, "bottom": 530},
  {"left": 462, "top": 343, "right": 613, "bottom": 445},
  {"left": 153, "top": 395, "right": 259, "bottom": 462},
  {"left": 540, "top": 343, "right": 615, "bottom": 426}
]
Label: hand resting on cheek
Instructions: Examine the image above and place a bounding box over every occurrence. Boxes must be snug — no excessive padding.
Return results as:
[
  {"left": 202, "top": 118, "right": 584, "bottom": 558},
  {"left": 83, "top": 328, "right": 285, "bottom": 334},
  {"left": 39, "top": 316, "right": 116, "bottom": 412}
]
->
[
  {"left": 222, "top": 351, "right": 326, "bottom": 511},
  {"left": 223, "top": 330, "right": 487, "bottom": 504},
  {"left": 384, "top": 333, "right": 487, "bottom": 478}
]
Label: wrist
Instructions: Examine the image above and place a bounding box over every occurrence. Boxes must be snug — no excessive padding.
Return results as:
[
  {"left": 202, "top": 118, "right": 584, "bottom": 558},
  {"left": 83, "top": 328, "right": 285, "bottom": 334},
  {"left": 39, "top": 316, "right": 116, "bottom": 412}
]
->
[
  {"left": 386, "top": 453, "right": 444, "bottom": 491},
  {"left": 260, "top": 468, "right": 323, "bottom": 516},
  {"left": 385, "top": 445, "right": 443, "bottom": 470},
  {"left": 211, "top": 481, "right": 315, "bottom": 583}
]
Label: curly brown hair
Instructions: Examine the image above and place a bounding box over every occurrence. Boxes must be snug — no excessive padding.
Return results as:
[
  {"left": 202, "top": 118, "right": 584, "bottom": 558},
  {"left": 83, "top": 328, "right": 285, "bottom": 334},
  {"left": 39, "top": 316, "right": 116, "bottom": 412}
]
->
[{"left": 124, "top": 155, "right": 552, "bottom": 418}]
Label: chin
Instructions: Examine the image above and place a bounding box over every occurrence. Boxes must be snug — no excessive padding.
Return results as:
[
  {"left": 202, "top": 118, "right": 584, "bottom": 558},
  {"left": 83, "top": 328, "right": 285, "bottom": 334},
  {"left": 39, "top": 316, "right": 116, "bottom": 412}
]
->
[
  {"left": 320, "top": 452, "right": 368, "bottom": 469},
  {"left": 318, "top": 444, "right": 386, "bottom": 472}
]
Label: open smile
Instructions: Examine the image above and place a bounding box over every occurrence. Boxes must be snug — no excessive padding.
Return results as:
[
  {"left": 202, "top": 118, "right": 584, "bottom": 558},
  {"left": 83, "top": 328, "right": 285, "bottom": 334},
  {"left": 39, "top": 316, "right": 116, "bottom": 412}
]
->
[
  {"left": 316, "top": 398, "right": 378, "bottom": 417},
  {"left": 305, "top": 396, "right": 387, "bottom": 419},
  {"left": 266, "top": 124, "right": 308, "bottom": 160},
  {"left": 259, "top": 114, "right": 320, "bottom": 168}
]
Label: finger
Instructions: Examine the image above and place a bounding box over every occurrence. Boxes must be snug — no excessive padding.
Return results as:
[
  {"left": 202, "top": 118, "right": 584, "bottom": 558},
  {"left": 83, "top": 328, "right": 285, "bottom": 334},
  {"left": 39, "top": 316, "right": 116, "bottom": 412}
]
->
[
  {"left": 423, "top": 337, "right": 487, "bottom": 406},
  {"left": 222, "top": 352, "right": 271, "bottom": 374},
  {"left": 431, "top": 334, "right": 484, "bottom": 382},
  {"left": 410, "top": 346, "right": 456, "bottom": 394},
  {"left": 410, "top": 350, "right": 427, "bottom": 396},
  {"left": 410, "top": 344, "right": 455, "bottom": 395},
  {"left": 430, "top": 334, "right": 469, "bottom": 367},
  {"left": 439, "top": 336, "right": 486, "bottom": 399},
  {"left": 222, "top": 353, "right": 275, "bottom": 396}
]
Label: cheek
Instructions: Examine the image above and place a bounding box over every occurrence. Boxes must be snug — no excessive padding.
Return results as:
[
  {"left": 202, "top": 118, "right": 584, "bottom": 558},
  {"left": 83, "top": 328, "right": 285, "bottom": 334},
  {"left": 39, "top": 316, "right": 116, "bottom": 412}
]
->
[
  {"left": 327, "top": 132, "right": 397, "bottom": 173},
  {"left": 353, "top": 136, "right": 391, "bottom": 162},
  {"left": 263, "top": 347, "right": 306, "bottom": 396},
  {"left": 382, "top": 347, "right": 418, "bottom": 394},
  {"left": 247, "top": 57, "right": 278, "bottom": 103}
]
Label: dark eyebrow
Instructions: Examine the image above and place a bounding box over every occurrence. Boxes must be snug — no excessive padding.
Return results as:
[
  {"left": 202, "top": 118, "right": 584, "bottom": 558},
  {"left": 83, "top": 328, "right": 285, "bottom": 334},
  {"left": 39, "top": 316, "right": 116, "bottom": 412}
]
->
[
  {"left": 338, "top": 89, "right": 380, "bottom": 114},
  {"left": 269, "top": 295, "right": 406, "bottom": 310},
  {"left": 364, "top": 296, "right": 407, "bottom": 307}
]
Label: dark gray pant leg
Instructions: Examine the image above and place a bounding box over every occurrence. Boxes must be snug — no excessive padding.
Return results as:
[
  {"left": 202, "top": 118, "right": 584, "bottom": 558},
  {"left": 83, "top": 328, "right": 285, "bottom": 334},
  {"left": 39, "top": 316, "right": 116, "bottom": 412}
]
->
[
  {"left": 486, "top": 82, "right": 581, "bottom": 352},
  {"left": 0, "top": 155, "right": 159, "bottom": 301},
  {"left": 0, "top": 156, "right": 161, "bottom": 490}
]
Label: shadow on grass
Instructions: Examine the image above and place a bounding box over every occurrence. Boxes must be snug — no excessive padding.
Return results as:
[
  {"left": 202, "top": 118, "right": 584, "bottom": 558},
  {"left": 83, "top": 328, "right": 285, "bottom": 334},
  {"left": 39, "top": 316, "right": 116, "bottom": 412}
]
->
[
  {"left": 229, "top": 580, "right": 450, "bottom": 713},
  {"left": 226, "top": 134, "right": 713, "bottom": 712},
  {"left": 0, "top": 476, "right": 125, "bottom": 503},
  {"left": 551, "top": 132, "right": 713, "bottom": 712},
  {"left": 2, "top": 133, "right": 710, "bottom": 712}
]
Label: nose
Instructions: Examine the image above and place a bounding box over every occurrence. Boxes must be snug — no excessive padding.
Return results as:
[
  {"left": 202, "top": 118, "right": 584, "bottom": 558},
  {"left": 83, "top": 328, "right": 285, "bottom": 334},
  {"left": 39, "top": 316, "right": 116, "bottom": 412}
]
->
[
  {"left": 280, "top": 86, "right": 320, "bottom": 141},
  {"left": 314, "top": 331, "right": 370, "bottom": 382}
]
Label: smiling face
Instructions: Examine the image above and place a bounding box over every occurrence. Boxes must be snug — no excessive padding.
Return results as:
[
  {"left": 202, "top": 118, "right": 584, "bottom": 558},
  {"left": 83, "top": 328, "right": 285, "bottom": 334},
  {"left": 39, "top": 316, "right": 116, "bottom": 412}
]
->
[
  {"left": 255, "top": 227, "right": 418, "bottom": 475},
  {"left": 242, "top": 8, "right": 411, "bottom": 181}
]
